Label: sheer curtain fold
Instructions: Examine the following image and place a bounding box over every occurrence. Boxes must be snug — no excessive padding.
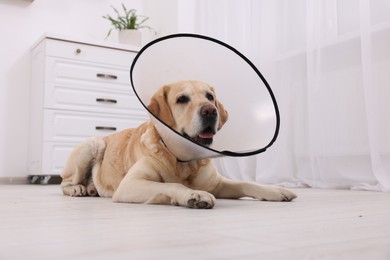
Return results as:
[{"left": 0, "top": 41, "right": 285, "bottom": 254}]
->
[
  {"left": 359, "top": 0, "right": 390, "bottom": 191},
  {"left": 186, "top": 0, "right": 390, "bottom": 191}
]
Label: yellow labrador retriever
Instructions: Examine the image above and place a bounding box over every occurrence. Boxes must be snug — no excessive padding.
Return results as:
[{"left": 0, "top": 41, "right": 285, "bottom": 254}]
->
[{"left": 60, "top": 80, "right": 296, "bottom": 208}]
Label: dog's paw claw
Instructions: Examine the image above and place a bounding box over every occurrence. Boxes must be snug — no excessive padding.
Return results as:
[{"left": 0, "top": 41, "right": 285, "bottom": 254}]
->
[
  {"left": 197, "top": 201, "right": 209, "bottom": 209},
  {"left": 187, "top": 198, "right": 196, "bottom": 208},
  {"left": 186, "top": 192, "right": 215, "bottom": 209}
]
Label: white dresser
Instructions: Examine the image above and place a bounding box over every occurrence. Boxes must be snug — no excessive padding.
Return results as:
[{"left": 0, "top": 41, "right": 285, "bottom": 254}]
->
[{"left": 29, "top": 33, "right": 148, "bottom": 181}]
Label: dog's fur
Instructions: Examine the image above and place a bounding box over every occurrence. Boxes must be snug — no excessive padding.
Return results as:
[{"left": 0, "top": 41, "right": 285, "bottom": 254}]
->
[{"left": 60, "top": 80, "right": 296, "bottom": 209}]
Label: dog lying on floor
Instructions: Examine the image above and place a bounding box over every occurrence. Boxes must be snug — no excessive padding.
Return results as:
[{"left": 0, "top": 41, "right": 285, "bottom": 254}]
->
[{"left": 60, "top": 80, "right": 296, "bottom": 208}]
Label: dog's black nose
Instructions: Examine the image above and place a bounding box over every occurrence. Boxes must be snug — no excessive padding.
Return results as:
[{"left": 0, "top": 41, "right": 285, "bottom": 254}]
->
[{"left": 200, "top": 105, "right": 217, "bottom": 119}]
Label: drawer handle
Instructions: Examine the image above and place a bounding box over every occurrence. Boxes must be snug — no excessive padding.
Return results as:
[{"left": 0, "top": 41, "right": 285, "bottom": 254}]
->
[
  {"left": 96, "top": 98, "right": 117, "bottom": 104},
  {"left": 95, "top": 126, "right": 117, "bottom": 131},
  {"left": 97, "top": 73, "right": 117, "bottom": 80}
]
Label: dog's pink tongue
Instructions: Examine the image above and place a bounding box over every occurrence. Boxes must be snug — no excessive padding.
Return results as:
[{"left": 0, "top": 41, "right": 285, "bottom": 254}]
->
[{"left": 199, "top": 132, "right": 214, "bottom": 139}]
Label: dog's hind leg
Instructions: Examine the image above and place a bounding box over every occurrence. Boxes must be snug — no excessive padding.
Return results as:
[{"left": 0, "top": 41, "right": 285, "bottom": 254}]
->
[{"left": 60, "top": 137, "right": 105, "bottom": 197}]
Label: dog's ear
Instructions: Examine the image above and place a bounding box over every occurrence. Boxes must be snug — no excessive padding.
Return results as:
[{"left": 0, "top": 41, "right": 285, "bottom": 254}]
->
[
  {"left": 216, "top": 99, "right": 228, "bottom": 130},
  {"left": 147, "top": 86, "right": 176, "bottom": 128}
]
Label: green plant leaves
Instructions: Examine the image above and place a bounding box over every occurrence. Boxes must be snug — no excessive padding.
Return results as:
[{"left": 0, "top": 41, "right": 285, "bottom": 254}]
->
[{"left": 102, "top": 3, "right": 156, "bottom": 38}]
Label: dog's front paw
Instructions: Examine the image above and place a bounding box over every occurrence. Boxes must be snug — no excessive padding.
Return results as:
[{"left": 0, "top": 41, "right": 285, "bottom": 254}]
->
[
  {"left": 186, "top": 191, "right": 216, "bottom": 209},
  {"left": 62, "top": 184, "right": 87, "bottom": 197},
  {"left": 259, "top": 187, "right": 297, "bottom": 202}
]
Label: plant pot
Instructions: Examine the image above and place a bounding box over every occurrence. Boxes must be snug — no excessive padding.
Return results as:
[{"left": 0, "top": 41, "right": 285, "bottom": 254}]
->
[{"left": 118, "top": 29, "right": 142, "bottom": 46}]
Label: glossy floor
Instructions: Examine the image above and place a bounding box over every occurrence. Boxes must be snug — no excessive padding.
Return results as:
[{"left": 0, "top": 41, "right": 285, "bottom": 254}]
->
[{"left": 1, "top": 185, "right": 390, "bottom": 260}]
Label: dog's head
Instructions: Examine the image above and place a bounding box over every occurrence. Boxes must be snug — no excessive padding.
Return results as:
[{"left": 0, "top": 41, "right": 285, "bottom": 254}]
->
[{"left": 147, "top": 80, "right": 228, "bottom": 146}]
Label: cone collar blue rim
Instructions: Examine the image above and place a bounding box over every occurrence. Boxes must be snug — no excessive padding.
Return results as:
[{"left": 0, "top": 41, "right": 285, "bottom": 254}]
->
[{"left": 129, "top": 33, "right": 280, "bottom": 157}]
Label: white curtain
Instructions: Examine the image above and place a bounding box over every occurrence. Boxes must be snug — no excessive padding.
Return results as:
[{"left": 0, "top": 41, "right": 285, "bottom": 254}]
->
[{"left": 178, "top": 0, "right": 390, "bottom": 191}]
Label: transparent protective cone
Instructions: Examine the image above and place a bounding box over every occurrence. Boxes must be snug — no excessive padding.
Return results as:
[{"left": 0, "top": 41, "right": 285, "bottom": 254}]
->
[{"left": 130, "top": 34, "right": 280, "bottom": 162}]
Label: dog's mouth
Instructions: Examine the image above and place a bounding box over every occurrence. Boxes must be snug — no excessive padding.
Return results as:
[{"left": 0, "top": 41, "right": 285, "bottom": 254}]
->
[{"left": 183, "top": 126, "right": 215, "bottom": 146}]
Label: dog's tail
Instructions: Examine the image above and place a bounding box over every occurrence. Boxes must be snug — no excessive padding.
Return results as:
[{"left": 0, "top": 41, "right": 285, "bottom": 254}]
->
[{"left": 60, "top": 137, "right": 106, "bottom": 197}]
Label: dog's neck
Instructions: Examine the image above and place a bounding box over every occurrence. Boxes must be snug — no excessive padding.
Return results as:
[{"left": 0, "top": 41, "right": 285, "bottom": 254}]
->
[
  {"left": 159, "top": 137, "right": 191, "bottom": 163},
  {"left": 150, "top": 123, "right": 210, "bottom": 165}
]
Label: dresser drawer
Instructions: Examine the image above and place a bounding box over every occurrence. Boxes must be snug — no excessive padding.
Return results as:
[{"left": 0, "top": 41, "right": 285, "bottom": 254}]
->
[
  {"left": 30, "top": 34, "right": 143, "bottom": 176},
  {"left": 44, "top": 39, "right": 136, "bottom": 67},
  {"left": 43, "top": 109, "right": 147, "bottom": 143},
  {"left": 46, "top": 58, "right": 131, "bottom": 91},
  {"left": 44, "top": 83, "right": 147, "bottom": 116}
]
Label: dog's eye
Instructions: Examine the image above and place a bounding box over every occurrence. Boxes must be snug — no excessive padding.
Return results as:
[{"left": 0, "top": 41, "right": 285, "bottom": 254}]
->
[
  {"left": 206, "top": 93, "right": 214, "bottom": 101},
  {"left": 177, "top": 95, "right": 190, "bottom": 104}
]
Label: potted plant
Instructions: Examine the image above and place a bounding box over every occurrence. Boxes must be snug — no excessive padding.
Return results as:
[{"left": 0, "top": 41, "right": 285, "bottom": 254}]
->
[{"left": 103, "top": 3, "right": 155, "bottom": 46}]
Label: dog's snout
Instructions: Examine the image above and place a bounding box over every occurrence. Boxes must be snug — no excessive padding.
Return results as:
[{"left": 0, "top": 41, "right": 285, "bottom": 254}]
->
[{"left": 200, "top": 105, "right": 217, "bottom": 119}]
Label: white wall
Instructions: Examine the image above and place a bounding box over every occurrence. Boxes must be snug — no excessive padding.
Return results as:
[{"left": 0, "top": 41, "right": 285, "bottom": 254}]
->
[
  {"left": 143, "top": 0, "right": 179, "bottom": 41},
  {"left": 0, "top": 0, "right": 174, "bottom": 178}
]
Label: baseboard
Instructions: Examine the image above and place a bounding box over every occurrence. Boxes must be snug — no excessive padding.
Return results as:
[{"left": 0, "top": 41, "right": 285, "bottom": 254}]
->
[
  {"left": 0, "top": 175, "right": 62, "bottom": 185},
  {"left": 0, "top": 177, "right": 29, "bottom": 185}
]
